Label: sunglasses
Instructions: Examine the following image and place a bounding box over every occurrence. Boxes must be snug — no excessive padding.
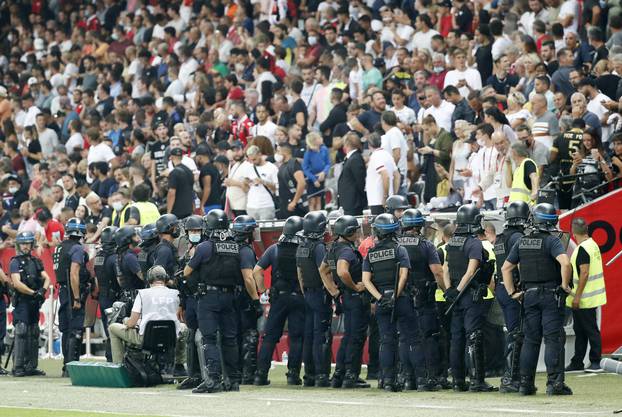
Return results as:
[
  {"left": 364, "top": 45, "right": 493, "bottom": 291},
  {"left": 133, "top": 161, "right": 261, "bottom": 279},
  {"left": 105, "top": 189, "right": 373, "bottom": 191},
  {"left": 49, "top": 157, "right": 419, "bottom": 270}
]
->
[{"left": 418, "top": 96, "right": 425, "bottom": 100}]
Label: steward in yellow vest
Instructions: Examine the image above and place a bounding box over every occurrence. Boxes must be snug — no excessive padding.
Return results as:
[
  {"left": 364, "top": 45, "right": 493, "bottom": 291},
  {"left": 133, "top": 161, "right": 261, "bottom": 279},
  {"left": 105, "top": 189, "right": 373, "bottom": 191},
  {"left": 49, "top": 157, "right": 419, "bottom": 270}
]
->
[{"left": 508, "top": 142, "right": 538, "bottom": 204}]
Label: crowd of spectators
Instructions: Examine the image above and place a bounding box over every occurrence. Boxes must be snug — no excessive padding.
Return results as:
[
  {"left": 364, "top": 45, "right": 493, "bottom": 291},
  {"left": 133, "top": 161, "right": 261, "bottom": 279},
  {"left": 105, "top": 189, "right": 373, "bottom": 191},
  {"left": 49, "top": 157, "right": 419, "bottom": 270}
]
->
[{"left": 1, "top": 0, "right": 622, "bottom": 248}]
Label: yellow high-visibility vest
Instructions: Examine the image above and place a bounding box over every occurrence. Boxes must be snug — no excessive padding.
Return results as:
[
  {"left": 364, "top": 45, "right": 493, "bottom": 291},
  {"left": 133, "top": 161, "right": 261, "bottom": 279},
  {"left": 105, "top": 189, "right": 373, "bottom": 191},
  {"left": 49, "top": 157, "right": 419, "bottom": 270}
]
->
[
  {"left": 566, "top": 238, "right": 606, "bottom": 309},
  {"left": 132, "top": 201, "right": 161, "bottom": 226},
  {"left": 436, "top": 244, "right": 447, "bottom": 302},
  {"left": 482, "top": 240, "right": 495, "bottom": 300},
  {"left": 509, "top": 158, "right": 537, "bottom": 204},
  {"left": 111, "top": 202, "right": 133, "bottom": 227}
]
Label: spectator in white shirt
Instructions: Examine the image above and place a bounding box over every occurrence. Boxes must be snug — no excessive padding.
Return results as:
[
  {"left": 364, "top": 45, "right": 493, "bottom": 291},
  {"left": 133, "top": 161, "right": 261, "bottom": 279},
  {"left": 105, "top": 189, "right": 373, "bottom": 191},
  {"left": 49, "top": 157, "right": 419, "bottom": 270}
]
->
[
  {"left": 380, "top": 111, "right": 408, "bottom": 182},
  {"left": 365, "top": 133, "right": 400, "bottom": 215},
  {"left": 244, "top": 145, "right": 279, "bottom": 220},
  {"left": 178, "top": 46, "right": 199, "bottom": 89},
  {"left": 35, "top": 113, "right": 59, "bottom": 156},
  {"left": 423, "top": 86, "right": 455, "bottom": 132},
  {"left": 86, "top": 127, "right": 117, "bottom": 183},
  {"left": 250, "top": 104, "right": 278, "bottom": 147},
  {"left": 389, "top": 89, "right": 417, "bottom": 131},
  {"left": 412, "top": 14, "right": 439, "bottom": 53},
  {"left": 164, "top": 65, "right": 185, "bottom": 99},
  {"left": 65, "top": 119, "right": 85, "bottom": 154},
  {"left": 519, "top": 0, "right": 549, "bottom": 37},
  {"left": 21, "top": 94, "right": 41, "bottom": 129},
  {"left": 444, "top": 48, "right": 482, "bottom": 98}
]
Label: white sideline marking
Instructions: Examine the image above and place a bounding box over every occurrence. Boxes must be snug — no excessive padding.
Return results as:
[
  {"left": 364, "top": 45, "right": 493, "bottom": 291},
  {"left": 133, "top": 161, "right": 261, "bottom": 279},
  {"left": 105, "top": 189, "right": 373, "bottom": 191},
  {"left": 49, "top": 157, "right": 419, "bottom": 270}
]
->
[
  {"left": 255, "top": 397, "right": 608, "bottom": 415},
  {"left": 0, "top": 405, "right": 196, "bottom": 417}
]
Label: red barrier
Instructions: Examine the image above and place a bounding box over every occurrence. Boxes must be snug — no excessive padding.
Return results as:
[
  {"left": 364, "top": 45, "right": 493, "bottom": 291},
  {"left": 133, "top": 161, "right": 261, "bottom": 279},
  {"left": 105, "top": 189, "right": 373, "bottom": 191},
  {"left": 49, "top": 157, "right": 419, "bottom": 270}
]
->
[
  {"left": 559, "top": 188, "right": 622, "bottom": 354},
  {"left": 0, "top": 247, "right": 57, "bottom": 284}
]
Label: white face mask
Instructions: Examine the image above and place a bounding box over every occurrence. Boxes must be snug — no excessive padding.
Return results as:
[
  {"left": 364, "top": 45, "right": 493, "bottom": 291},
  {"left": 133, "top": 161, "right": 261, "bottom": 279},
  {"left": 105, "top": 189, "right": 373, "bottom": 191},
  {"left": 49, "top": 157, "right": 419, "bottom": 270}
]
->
[
  {"left": 8, "top": 186, "right": 19, "bottom": 194},
  {"left": 274, "top": 153, "right": 284, "bottom": 163},
  {"left": 235, "top": 63, "right": 245, "bottom": 72},
  {"left": 188, "top": 233, "right": 202, "bottom": 244},
  {"left": 308, "top": 36, "right": 318, "bottom": 46},
  {"left": 112, "top": 202, "right": 124, "bottom": 212},
  {"left": 433, "top": 66, "right": 445, "bottom": 73}
]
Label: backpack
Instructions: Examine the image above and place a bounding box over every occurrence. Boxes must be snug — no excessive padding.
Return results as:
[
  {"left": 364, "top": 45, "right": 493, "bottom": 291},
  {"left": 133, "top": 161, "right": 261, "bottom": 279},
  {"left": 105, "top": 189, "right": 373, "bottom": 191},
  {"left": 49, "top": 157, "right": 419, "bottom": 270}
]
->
[{"left": 123, "top": 350, "right": 162, "bottom": 387}]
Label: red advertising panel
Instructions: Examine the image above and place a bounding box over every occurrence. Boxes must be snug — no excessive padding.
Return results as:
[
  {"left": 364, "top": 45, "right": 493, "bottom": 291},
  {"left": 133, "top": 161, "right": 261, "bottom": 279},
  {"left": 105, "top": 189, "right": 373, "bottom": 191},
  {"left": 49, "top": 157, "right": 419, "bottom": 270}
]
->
[{"left": 559, "top": 188, "right": 622, "bottom": 353}]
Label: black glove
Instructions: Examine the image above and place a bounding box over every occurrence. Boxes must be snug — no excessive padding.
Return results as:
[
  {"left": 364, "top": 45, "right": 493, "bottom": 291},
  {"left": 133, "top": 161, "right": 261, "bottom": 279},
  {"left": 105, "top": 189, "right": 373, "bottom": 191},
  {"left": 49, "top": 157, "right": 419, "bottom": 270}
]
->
[
  {"left": 252, "top": 299, "right": 264, "bottom": 318},
  {"left": 444, "top": 287, "right": 460, "bottom": 304},
  {"left": 33, "top": 288, "right": 45, "bottom": 302},
  {"left": 377, "top": 293, "right": 395, "bottom": 311}
]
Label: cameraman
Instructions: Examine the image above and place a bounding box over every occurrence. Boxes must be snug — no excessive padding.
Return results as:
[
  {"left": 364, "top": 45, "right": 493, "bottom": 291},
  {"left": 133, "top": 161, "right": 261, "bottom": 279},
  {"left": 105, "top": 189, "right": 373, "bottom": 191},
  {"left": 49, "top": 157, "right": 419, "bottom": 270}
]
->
[{"left": 108, "top": 266, "right": 182, "bottom": 364}]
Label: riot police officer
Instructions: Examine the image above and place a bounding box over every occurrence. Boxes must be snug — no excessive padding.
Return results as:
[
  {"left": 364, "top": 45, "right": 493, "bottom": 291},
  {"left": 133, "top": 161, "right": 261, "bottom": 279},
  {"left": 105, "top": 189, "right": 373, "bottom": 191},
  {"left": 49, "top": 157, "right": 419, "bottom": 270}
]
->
[
  {"left": 494, "top": 201, "right": 529, "bottom": 393},
  {"left": 10, "top": 232, "right": 49, "bottom": 376},
  {"left": 502, "top": 203, "right": 573, "bottom": 396},
  {"left": 253, "top": 216, "right": 306, "bottom": 386},
  {"left": 115, "top": 226, "right": 144, "bottom": 296},
  {"left": 442, "top": 204, "right": 495, "bottom": 392},
  {"left": 54, "top": 218, "right": 91, "bottom": 377},
  {"left": 184, "top": 209, "right": 258, "bottom": 394},
  {"left": 231, "top": 215, "right": 262, "bottom": 384},
  {"left": 0, "top": 266, "right": 9, "bottom": 375},
  {"left": 297, "top": 211, "right": 337, "bottom": 387},
  {"left": 361, "top": 214, "right": 410, "bottom": 392},
  {"left": 322, "top": 215, "right": 370, "bottom": 389},
  {"left": 385, "top": 195, "right": 409, "bottom": 219},
  {"left": 93, "top": 226, "right": 120, "bottom": 362},
  {"left": 400, "top": 209, "right": 446, "bottom": 391},
  {"left": 178, "top": 215, "right": 205, "bottom": 390},
  {"left": 137, "top": 223, "right": 159, "bottom": 277},
  {"left": 153, "top": 214, "right": 180, "bottom": 278}
]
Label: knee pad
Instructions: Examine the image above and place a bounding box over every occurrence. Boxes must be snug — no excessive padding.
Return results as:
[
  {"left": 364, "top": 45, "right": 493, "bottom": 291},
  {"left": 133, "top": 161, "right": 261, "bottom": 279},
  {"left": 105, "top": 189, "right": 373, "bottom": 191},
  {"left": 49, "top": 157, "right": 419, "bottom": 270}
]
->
[{"left": 14, "top": 322, "right": 27, "bottom": 338}]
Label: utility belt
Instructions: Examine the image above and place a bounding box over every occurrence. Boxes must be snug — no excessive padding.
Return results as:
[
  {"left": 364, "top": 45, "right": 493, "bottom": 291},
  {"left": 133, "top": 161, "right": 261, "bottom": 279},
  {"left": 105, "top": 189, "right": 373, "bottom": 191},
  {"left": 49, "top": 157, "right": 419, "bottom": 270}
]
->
[
  {"left": 524, "top": 282, "right": 566, "bottom": 308},
  {"left": 197, "top": 283, "right": 234, "bottom": 296},
  {"left": 274, "top": 289, "right": 302, "bottom": 296}
]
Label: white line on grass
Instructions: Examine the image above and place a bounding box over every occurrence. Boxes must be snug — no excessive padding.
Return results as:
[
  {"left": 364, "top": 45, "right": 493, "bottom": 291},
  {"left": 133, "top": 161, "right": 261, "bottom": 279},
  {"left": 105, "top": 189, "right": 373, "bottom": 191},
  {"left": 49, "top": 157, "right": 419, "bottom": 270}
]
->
[{"left": 0, "top": 405, "right": 197, "bottom": 417}]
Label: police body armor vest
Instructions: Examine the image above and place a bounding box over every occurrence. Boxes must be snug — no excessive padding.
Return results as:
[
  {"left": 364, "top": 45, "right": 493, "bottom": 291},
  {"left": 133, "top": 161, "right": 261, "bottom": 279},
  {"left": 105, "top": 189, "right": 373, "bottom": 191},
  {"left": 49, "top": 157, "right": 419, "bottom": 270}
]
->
[
  {"left": 54, "top": 239, "right": 90, "bottom": 286},
  {"left": 178, "top": 247, "right": 199, "bottom": 297},
  {"left": 446, "top": 234, "right": 470, "bottom": 287},
  {"left": 199, "top": 238, "right": 240, "bottom": 287},
  {"left": 494, "top": 229, "right": 522, "bottom": 284},
  {"left": 137, "top": 244, "right": 157, "bottom": 277},
  {"left": 116, "top": 249, "right": 144, "bottom": 291},
  {"left": 400, "top": 234, "right": 434, "bottom": 285},
  {"left": 273, "top": 242, "right": 299, "bottom": 292},
  {"left": 154, "top": 240, "right": 179, "bottom": 278},
  {"left": 326, "top": 241, "right": 363, "bottom": 291},
  {"left": 296, "top": 238, "right": 324, "bottom": 289},
  {"left": 14, "top": 255, "right": 44, "bottom": 300},
  {"left": 94, "top": 249, "right": 120, "bottom": 296},
  {"left": 518, "top": 232, "right": 560, "bottom": 285},
  {"left": 368, "top": 238, "right": 399, "bottom": 292}
]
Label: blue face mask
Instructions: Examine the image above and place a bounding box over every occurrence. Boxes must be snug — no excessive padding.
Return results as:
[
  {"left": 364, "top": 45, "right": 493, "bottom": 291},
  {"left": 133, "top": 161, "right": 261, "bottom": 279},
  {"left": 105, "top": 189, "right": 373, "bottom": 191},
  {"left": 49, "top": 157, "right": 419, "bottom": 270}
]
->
[{"left": 188, "top": 233, "right": 201, "bottom": 244}]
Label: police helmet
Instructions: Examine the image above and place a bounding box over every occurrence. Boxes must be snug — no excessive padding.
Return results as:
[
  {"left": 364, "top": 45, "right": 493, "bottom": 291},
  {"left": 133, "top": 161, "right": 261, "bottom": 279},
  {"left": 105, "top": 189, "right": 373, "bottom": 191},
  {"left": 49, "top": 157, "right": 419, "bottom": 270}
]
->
[
  {"left": 65, "top": 217, "right": 86, "bottom": 238},
  {"left": 147, "top": 265, "right": 168, "bottom": 283},
  {"left": 386, "top": 194, "right": 409, "bottom": 213},
  {"left": 333, "top": 215, "right": 359, "bottom": 238},
  {"left": 455, "top": 204, "right": 483, "bottom": 234},
  {"left": 280, "top": 216, "right": 303, "bottom": 243},
  {"left": 232, "top": 215, "right": 257, "bottom": 236},
  {"left": 401, "top": 208, "right": 425, "bottom": 230},
  {"left": 100, "top": 226, "right": 118, "bottom": 251},
  {"left": 303, "top": 211, "right": 327, "bottom": 239},
  {"left": 139, "top": 223, "right": 158, "bottom": 247},
  {"left": 184, "top": 215, "right": 205, "bottom": 232},
  {"left": 114, "top": 226, "right": 138, "bottom": 248},
  {"left": 505, "top": 200, "right": 530, "bottom": 227},
  {"left": 156, "top": 214, "right": 179, "bottom": 235},
  {"left": 204, "top": 209, "right": 229, "bottom": 232},
  {"left": 532, "top": 203, "right": 558, "bottom": 232},
  {"left": 372, "top": 213, "right": 400, "bottom": 238},
  {"left": 15, "top": 231, "right": 35, "bottom": 255}
]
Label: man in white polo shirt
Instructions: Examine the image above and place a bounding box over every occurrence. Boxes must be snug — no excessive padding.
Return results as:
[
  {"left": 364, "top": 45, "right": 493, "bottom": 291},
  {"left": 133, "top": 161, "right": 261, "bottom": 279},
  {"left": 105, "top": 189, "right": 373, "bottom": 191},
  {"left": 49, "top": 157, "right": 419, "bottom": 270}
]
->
[
  {"left": 380, "top": 110, "right": 408, "bottom": 194},
  {"left": 366, "top": 133, "right": 400, "bottom": 215}
]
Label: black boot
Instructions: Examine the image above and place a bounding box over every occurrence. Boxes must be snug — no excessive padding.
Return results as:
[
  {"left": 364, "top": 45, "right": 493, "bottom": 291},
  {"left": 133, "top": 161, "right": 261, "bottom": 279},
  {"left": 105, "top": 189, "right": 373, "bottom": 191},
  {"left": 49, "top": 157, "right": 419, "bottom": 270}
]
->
[
  {"left": 173, "top": 364, "right": 187, "bottom": 377},
  {"left": 25, "top": 325, "right": 44, "bottom": 376},
  {"left": 330, "top": 368, "right": 344, "bottom": 388},
  {"left": 500, "top": 329, "right": 522, "bottom": 393},
  {"left": 416, "top": 376, "right": 439, "bottom": 392},
  {"left": 177, "top": 377, "right": 201, "bottom": 390},
  {"left": 343, "top": 371, "right": 370, "bottom": 389},
  {"left": 438, "top": 376, "right": 452, "bottom": 389},
  {"left": 241, "top": 330, "right": 259, "bottom": 385},
  {"left": 303, "top": 373, "right": 316, "bottom": 387},
  {"left": 315, "top": 374, "right": 330, "bottom": 387},
  {"left": 519, "top": 374, "right": 537, "bottom": 396},
  {"left": 452, "top": 378, "right": 469, "bottom": 392},
  {"left": 254, "top": 370, "right": 270, "bottom": 386},
  {"left": 286, "top": 368, "right": 302, "bottom": 386},
  {"left": 468, "top": 331, "right": 495, "bottom": 392},
  {"left": 546, "top": 374, "right": 572, "bottom": 396},
  {"left": 193, "top": 366, "right": 223, "bottom": 394}
]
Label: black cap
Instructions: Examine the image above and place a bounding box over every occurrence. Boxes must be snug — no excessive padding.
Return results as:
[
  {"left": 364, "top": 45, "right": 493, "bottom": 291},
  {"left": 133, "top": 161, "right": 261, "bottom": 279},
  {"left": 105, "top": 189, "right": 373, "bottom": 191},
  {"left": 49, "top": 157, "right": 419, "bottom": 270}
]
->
[
  {"left": 438, "top": 0, "right": 452, "bottom": 7},
  {"left": 230, "top": 140, "right": 244, "bottom": 149},
  {"left": 214, "top": 155, "right": 229, "bottom": 165}
]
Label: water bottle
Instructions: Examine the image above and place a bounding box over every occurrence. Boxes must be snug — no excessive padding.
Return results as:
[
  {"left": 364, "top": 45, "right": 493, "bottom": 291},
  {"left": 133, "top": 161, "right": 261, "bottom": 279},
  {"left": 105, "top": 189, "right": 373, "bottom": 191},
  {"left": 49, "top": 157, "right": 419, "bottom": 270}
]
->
[{"left": 282, "top": 351, "right": 288, "bottom": 365}]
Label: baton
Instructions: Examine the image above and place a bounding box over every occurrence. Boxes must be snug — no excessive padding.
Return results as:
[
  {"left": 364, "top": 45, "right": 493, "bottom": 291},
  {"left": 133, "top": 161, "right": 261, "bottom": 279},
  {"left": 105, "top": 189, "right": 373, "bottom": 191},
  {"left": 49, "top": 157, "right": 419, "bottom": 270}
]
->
[
  {"left": 4, "top": 337, "right": 14, "bottom": 369},
  {"left": 390, "top": 262, "right": 400, "bottom": 323}
]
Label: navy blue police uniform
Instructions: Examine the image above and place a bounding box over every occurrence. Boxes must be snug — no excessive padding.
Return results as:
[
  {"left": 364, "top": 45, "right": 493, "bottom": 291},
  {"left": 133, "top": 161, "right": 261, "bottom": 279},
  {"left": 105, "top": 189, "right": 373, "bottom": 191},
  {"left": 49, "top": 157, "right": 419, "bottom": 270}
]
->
[{"left": 93, "top": 248, "right": 120, "bottom": 361}]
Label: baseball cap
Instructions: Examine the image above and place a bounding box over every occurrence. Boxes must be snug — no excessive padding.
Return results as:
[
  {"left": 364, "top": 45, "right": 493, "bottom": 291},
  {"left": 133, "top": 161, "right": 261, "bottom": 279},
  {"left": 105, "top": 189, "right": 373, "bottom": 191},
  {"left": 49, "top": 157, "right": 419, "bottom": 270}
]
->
[
  {"left": 214, "top": 155, "right": 230, "bottom": 165},
  {"left": 195, "top": 144, "right": 211, "bottom": 156},
  {"left": 27, "top": 77, "right": 38, "bottom": 86},
  {"left": 230, "top": 140, "right": 244, "bottom": 149},
  {"left": 438, "top": 0, "right": 452, "bottom": 8},
  {"left": 228, "top": 87, "right": 245, "bottom": 101}
]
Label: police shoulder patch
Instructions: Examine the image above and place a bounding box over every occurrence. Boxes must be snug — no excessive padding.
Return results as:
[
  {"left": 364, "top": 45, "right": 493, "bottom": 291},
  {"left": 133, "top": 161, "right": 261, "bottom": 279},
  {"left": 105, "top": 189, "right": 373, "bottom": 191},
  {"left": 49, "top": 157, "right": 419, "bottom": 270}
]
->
[
  {"left": 296, "top": 247, "right": 310, "bottom": 258},
  {"left": 94, "top": 256, "right": 105, "bottom": 266},
  {"left": 137, "top": 252, "right": 147, "bottom": 262},
  {"left": 368, "top": 248, "right": 396, "bottom": 263},
  {"left": 493, "top": 242, "right": 505, "bottom": 255},
  {"left": 215, "top": 241, "right": 239, "bottom": 254},
  {"left": 399, "top": 236, "right": 420, "bottom": 246},
  {"left": 519, "top": 238, "right": 543, "bottom": 250}
]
